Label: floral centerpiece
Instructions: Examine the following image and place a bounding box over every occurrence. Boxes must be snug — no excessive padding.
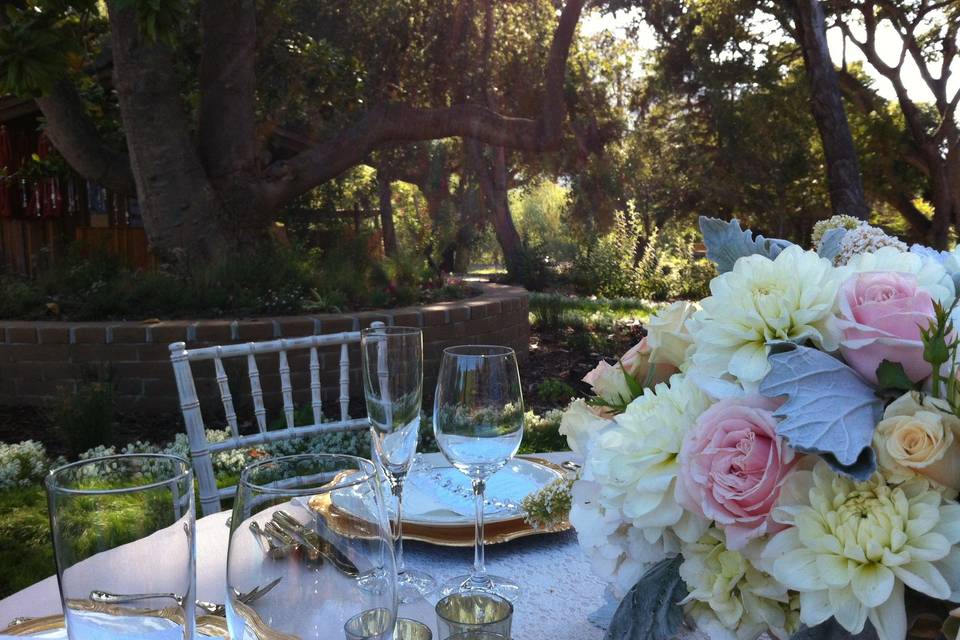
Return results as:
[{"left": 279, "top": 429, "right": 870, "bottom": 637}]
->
[{"left": 561, "top": 215, "right": 960, "bottom": 640}]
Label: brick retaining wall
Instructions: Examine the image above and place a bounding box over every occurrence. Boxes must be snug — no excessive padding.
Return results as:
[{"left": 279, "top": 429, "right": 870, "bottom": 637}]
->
[{"left": 0, "top": 284, "right": 529, "bottom": 415}]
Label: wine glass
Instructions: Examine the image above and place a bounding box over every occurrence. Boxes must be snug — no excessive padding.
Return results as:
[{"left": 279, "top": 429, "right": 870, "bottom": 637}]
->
[
  {"left": 225, "top": 454, "right": 397, "bottom": 640},
  {"left": 433, "top": 345, "right": 524, "bottom": 600},
  {"left": 361, "top": 324, "right": 435, "bottom": 602}
]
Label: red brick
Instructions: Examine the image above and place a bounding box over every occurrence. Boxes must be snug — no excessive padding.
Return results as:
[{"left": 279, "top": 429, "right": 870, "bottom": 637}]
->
[
  {"left": 5, "top": 326, "right": 37, "bottom": 344},
  {"left": 16, "top": 377, "right": 74, "bottom": 397},
  {"left": 465, "top": 300, "right": 491, "bottom": 319},
  {"left": 138, "top": 344, "right": 176, "bottom": 362},
  {"left": 3, "top": 344, "right": 71, "bottom": 363},
  {"left": 318, "top": 316, "right": 356, "bottom": 335},
  {"left": 112, "top": 361, "right": 177, "bottom": 380},
  {"left": 70, "top": 344, "right": 140, "bottom": 363},
  {"left": 352, "top": 312, "right": 391, "bottom": 331},
  {"left": 276, "top": 317, "right": 315, "bottom": 338},
  {"left": 109, "top": 325, "right": 146, "bottom": 343},
  {"left": 195, "top": 320, "right": 235, "bottom": 343},
  {"left": 238, "top": 320, "right": 274, "bottom": 341},
  {"left": 420, "top": 305, "right": 448, "bottom": 326},
  {"left": 72, "top": 326, "right": 108, "bottom": 344},
  {"left": 389, "top": 309, "right": 423, "bottom": 327},
  {"left": 448, "top": 306, "right": 469, "bottom": 322},
  {"left": 147, "top": 322, "right": 191, "bottom": 344},
  {"left": 36, "top": 326, "right": 70, "bottom": 344},
  {"left": 423, "top": 321, "right": 467, "bottom": 342}
]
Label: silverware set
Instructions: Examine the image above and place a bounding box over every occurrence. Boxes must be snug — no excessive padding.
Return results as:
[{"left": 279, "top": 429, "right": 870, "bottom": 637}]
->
[
  {"left": 89, "top": 577, "right": 283, "bottom": 617},
  {"left": 249, "top": 509, "right": 360, "bottom": 577}
]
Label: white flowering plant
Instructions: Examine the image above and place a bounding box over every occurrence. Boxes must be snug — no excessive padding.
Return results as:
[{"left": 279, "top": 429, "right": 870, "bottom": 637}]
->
[{"left": 564, "top": 216, "right": 960, "bottom": 640}]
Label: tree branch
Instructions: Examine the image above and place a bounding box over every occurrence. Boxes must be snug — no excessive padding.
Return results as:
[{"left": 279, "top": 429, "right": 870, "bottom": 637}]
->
[
  {"left": 36, "top": 78, "right": 136, "bottom": 195},
  {"left": 258, "top": 0, "right": 586, "bottom": 211},
  {"left": 198, "top": 0, "right": 257, "bottom": 179}
]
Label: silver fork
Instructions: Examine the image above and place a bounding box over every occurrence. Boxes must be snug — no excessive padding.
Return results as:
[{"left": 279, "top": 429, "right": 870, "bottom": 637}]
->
[{"left": 90, "top": 576, "right": 282, "bottom": 617}]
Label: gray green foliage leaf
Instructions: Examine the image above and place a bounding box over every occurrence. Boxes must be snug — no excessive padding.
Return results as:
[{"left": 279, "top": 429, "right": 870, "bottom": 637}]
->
[
  {"left": 790, "top": 619, "right": 878, "bottom": 639},
  {"left": 698, "top": 216, "right": 792, "bottom": 273},
  {"left": 759, "top": 343, "right": 882, "bottom": 481},
  {"left": 816, "top": 227, "right": 846, "bottom": 262},
  {"left": 604, "top": 556, "right": 687, "bottom": 640}
]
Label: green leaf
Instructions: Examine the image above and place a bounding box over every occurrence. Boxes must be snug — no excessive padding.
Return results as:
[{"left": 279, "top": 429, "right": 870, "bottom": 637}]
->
[
  {"left": 620, "top": 360, "right": 644, "bottom": 398},
  {"left": 875, "top": 360, "right": 915, "bottom": 392},
  {"left": 698, "top": 216, "right": 792, "bottom": 273},
  {"left": 760, "top": 343, "right": 882, "bottom": 480},
  {"left": 604, "top": 556, "right": 687, "bottom": 640}
]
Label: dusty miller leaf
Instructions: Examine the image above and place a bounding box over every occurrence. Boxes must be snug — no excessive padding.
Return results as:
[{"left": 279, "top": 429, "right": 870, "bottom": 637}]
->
[
  {"left": 698, "top": 216, "right": 793, "bottom": 273},
  {"left": 604, "top": 556, "right": 687, "bottom": 640},
  {"left": 817, "top": 227, "right": 846, "bottom": 262},
  {"left": 759, "top": 343, "right": 882, "bottom": 481},
  {"left": 790, "top": 619, "right": 878, "bottom": 640}
]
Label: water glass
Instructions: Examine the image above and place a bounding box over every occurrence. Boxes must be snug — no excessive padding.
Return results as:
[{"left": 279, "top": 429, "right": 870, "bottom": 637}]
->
[
  {"left": 433, "top": 345, "right": 524, "bottom": 600},
  {"left": 445, "top": 633, "right": 510, "bottom": 640},
  {"left": 226, "top": 454, "right": 397, "bottom": 640},
  {"left": 362, "top": 324, "right": 435, "bottom": 602},
  {"left": 46, "top": 454, "right": 195, "bottom": 640},
  {"left": 435, "top": 593, "right": 513, "bottom": 639},
  {"left": 344, "top": 612, "right": 432, "bottom": 640}
]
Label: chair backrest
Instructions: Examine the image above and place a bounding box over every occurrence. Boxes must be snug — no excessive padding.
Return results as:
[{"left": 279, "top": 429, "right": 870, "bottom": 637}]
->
[{"left": 169, "top": 323, "right": 380, "bottom": 516}]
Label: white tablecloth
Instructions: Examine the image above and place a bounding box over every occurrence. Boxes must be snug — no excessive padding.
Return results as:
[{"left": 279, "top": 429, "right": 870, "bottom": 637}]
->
[{"left": 0, "top": 453, "right": 611, "bottom": 640}]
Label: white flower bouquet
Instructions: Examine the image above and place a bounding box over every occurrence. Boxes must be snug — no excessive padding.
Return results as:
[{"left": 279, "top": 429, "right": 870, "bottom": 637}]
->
[{"left": 562, "top": 216, "right": 960, "bottom": 640}]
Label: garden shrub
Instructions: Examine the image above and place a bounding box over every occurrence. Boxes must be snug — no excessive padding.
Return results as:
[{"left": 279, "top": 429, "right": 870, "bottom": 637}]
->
[{"left": 51, "top": 381, "right": 115, "bottom": 458}]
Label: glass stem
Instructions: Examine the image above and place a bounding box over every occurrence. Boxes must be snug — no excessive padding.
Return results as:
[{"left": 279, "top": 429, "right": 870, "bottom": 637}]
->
[
  {"left": 472, "top": 478, "right": 487, "bottom": 580},
  {"left": 392, "top": 479, "right": 406, "bottom": 575}
]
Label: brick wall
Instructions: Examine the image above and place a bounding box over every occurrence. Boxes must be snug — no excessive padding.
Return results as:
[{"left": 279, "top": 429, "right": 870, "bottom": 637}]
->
[{"left": 0, "top": 284, "right": 529, "bottom": 415}]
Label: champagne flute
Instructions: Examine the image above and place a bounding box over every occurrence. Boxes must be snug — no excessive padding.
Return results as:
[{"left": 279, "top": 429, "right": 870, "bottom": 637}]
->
[
  {"left": 361, "top": 325, "right": 436, "bottom": 602},
  {"left": 433, "top": 345, "right": 524, "bottom": 600}
]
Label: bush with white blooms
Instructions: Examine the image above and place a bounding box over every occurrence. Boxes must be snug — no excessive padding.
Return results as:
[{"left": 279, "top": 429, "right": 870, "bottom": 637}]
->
[{"left": 563, "top": 216, "right": 960, "bottom": 640}]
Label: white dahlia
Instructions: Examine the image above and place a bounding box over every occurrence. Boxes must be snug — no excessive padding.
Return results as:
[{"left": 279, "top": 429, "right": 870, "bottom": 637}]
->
[
  {"left": 842, "top": 245, "right": 955, "bottom": 304},
  {"left": 569, "top": 374, "right": 711, "bottom": 595},
  {"left": 763, "top": 461, "right": 960, "bottom": 640},
  {"left": 689, "top": 245, "right": 842, "bottom": 385},
  {"left": 680, "top": 528, "right": 800, "bottom": 640}
]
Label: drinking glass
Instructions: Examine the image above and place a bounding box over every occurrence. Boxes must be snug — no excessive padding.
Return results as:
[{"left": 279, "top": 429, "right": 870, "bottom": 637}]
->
[
  {"left": 436, "top": 593, "right": 513, "bottom": 638},
  {"left": 433, "top": 345, "right": 524, "bottom": 600},
  {"left": 46, "top": 454, "right": 195, "bottom": 640},
  {"left": 226, "top": 454, "right": 397, "bottom": 640},
  {"left": 362, "top": 325, "right": 435, "bottom": 602}
]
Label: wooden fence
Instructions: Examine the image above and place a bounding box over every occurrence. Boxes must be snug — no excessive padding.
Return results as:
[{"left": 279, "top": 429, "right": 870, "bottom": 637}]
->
[{"left": 0, "top": 218, "right": 156, "bottom": 277}]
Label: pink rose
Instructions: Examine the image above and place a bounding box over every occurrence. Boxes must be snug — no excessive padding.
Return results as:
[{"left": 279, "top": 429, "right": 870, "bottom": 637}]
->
[
  {"left": 835, "top": 272, "right": 935, "bottom": 384},
  {"left": 676, "top": 395, "right": 796, "bottom": 550}
]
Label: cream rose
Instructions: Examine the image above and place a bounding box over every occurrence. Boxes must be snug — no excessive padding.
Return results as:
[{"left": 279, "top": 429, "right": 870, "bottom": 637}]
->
[
  {"left": 559, "top": 398, "right": 612, "bottom": 456},
  {"left": 645, "top": 301, "right": 697, "bottom": 367},
  {"left": 874, "top": 391, "right": 960, "bottom": 492},
  {"left": 621, "top": 338, "right": 677, "bottom": 387}
]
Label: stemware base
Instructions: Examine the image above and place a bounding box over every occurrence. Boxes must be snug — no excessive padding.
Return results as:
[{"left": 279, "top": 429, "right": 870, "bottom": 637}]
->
[
  {"left": 398, "top": 568, "right": 437, "bottom": 603},
  {"left": 438, "top": 573, "right": 520, "bottom": 602}
]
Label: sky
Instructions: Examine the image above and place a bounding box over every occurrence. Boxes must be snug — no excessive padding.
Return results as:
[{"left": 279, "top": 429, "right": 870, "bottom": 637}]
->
[{"left": 582, "top": 6, "right": 958, "bottom": 106}]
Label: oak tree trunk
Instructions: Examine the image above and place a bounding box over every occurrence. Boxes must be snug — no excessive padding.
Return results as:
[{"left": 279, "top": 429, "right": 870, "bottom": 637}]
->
[
  {"left": 377, "top": 172, "right": 399, "bottom": 257},
  {"left": 789, "top": 0, "right": 871, "bottom": 220}
]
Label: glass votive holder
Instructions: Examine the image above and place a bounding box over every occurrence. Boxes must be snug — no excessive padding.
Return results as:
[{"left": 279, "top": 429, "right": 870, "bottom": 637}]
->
[
  {"left": 435, "top": 593, "right": 513, "bottom": 639},
  {"left": 446, "top": 633, "right": 509, "bottom": 640},
  {"left": 344, "top": 610, "right": 432, "bottom": 640},
  {"left": 396, "top": 618, "right": 433, "bottom": 640},
  {"left": 344, "top": 608, "right": 392, "bottom": 640}
]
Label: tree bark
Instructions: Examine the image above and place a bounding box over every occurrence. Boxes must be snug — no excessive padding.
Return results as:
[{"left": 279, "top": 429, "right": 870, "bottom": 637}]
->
[
  {"left": 198, "top": 0, "right": 257, "bottom": 180},
  {"left": 36, "top": 79, "right": 136, "bottom": 195},
  {"left": 788, "top": 0, "right": 870, "bottom": 219},
  {"left": 467, "top": 140, "right": 523, "bottom": 275},
  {"left": 108, "top": 1, "right": 229, "bottom": 264},
  {"left": 377, "top": 171, "right": 399, "bottom": 257}
]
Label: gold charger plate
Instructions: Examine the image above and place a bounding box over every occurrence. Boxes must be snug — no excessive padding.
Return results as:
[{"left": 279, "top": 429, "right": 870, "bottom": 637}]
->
[
  {"left": 311, "top": 456, "right": 572, "bottom": 547},
  {"left": 0, "top": 613, "right": 229, "bottom": 637}
]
